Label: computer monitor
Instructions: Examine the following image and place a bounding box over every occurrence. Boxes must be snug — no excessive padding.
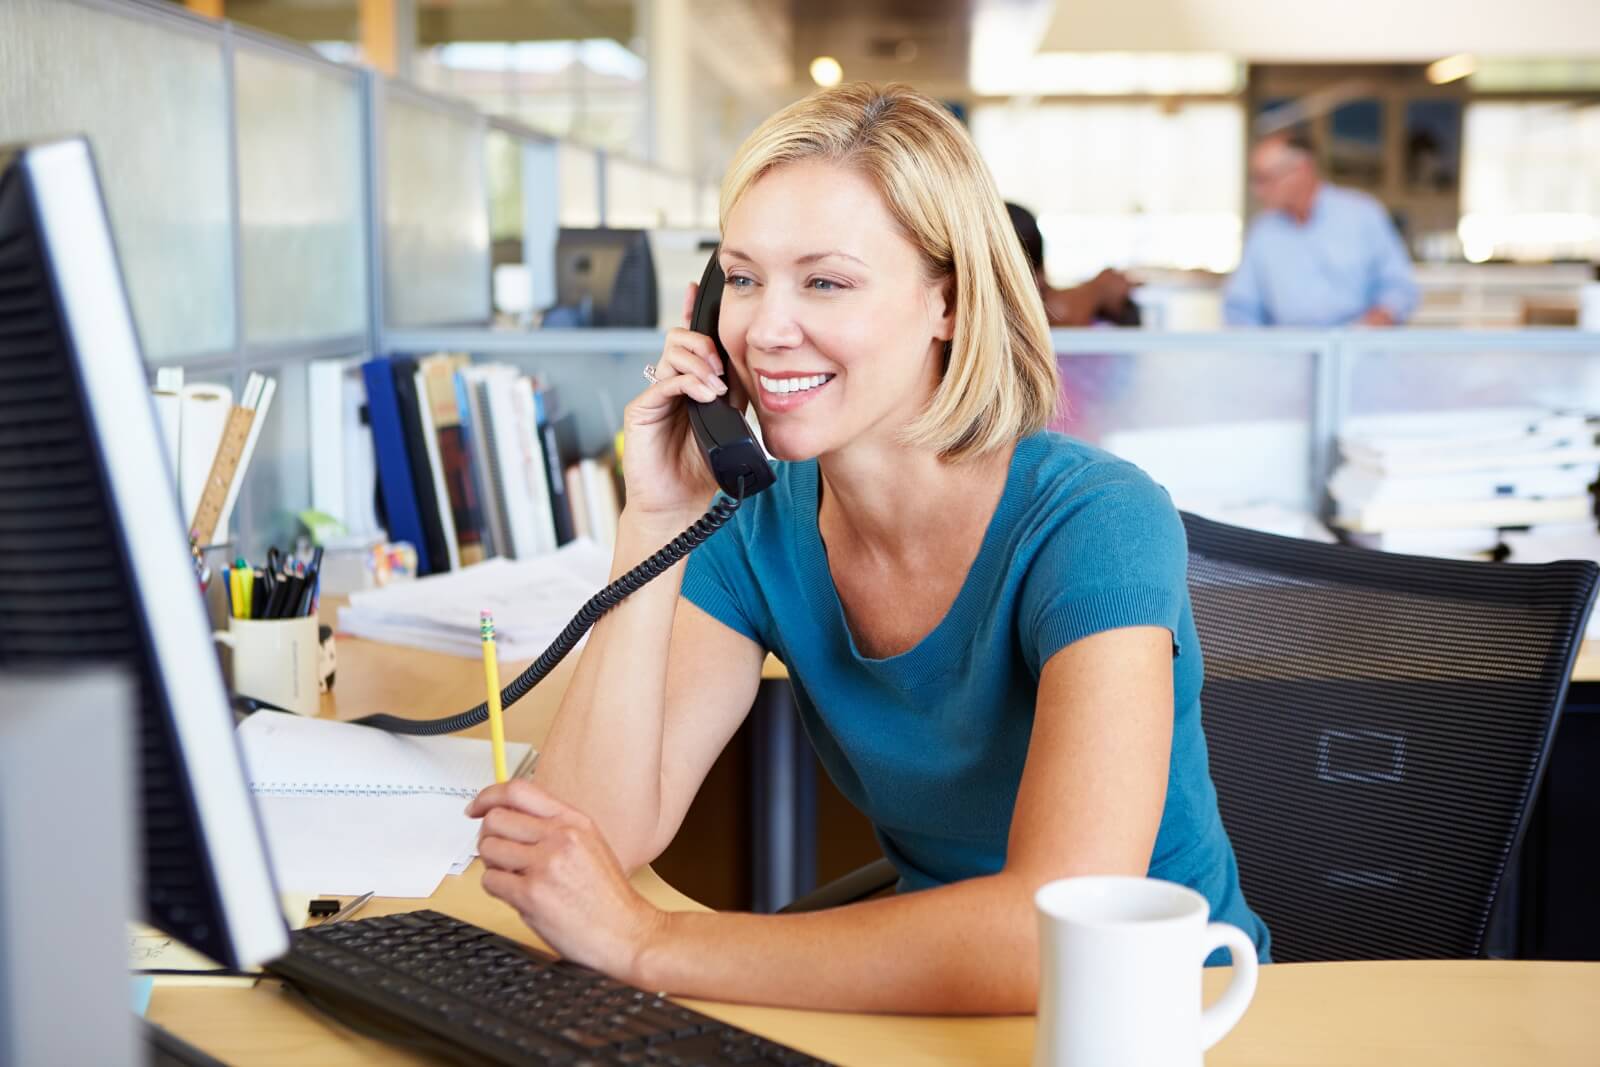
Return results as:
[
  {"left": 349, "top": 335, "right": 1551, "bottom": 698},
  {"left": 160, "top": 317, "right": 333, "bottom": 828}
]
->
[
  {"left": 0, "top": 137, "right": 286, "bottom": 970},
  {"left": 552, "top": 227, "right": 657, "bottom": 327}
]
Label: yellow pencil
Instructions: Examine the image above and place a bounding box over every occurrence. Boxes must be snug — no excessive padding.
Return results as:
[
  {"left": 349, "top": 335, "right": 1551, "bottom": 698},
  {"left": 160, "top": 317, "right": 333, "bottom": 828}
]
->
[{"left": 480, "top": 611, "right": 508, "bottom": 783}]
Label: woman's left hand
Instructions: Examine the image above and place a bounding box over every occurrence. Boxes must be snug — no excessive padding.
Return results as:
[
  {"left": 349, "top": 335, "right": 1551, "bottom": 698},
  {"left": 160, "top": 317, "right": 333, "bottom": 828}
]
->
[{"left": 466, "top": 780, "right": 665, "bottom": 983}]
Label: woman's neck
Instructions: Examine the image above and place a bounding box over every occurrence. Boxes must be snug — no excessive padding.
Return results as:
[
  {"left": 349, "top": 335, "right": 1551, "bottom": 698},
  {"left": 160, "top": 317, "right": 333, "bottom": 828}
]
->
[{"left": 816, "top": 436, "right": 1016, "bottom": 566}]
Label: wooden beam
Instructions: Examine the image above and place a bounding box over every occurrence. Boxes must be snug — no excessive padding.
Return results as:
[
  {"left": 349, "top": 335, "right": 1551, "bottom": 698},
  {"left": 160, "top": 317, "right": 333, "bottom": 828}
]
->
[{"left": 183, "top": 0, "right": 224, "bottom": 19}]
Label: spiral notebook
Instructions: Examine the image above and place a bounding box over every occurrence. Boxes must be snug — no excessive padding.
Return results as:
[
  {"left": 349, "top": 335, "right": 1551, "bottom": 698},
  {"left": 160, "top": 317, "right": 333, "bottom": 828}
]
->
[
  {"left": 238, "top": 710, "right": 533, "bottom": 798},
  {"left": 236, "top": 712, "right": 535, "bottom": 897}
]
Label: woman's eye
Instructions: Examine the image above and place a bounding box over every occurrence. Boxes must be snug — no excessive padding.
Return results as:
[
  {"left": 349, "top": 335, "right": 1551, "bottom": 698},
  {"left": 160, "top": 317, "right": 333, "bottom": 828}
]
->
[
  {"left": 808, "top": 277, "right": 843, "bottom": 291},
  {"left": 726, "top": 274, "right": 754, "bottom": 290}
]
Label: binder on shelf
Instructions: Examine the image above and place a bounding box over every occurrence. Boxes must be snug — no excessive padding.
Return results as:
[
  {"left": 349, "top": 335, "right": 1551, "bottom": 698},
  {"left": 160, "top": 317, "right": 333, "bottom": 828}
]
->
[
  {"left": 390, "top": 357, "right": 454, "bottom": 575},
  {"left": 419, "top": 353, "right": 488, "bottom": 567},
  {"left": 361, "top": 356, "right": 432, "bottom": 574},
  {"left": 456, "top": 369, "right": 503, "bottom": 560},
  {"left": 412, "top": 366, "right": 462, "bottom": 572}
]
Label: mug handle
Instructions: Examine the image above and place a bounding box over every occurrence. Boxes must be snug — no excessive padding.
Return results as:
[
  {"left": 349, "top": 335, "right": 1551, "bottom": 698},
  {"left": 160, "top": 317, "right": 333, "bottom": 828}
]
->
[
  {"left": 212, "top": 631, "right": 236, "bottom": 649},
  {"left": 1197, "top": 922, "right": 1259, "bottom": 1050}
]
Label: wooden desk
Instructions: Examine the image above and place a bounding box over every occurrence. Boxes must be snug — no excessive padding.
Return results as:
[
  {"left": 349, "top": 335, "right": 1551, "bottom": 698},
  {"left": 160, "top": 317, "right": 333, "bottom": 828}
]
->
[
  {"left": 149, "top": 635, "right": 1600, "bottom": 1065},
  {"left": 1573, "top": 639, "right": 1600, "bottom": 683}
]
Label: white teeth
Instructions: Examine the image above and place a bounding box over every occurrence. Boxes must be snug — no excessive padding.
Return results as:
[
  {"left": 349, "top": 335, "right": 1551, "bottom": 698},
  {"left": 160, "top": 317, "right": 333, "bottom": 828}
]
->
[{"left": 759, "top": 373, "right": 832, "bottom": 395}]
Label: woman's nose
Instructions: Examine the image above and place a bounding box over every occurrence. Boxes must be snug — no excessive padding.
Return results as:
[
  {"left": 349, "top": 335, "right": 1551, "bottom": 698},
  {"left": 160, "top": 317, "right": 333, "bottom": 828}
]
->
[{"left": 744, "top": 292, "right": 804, "bottom": 353}]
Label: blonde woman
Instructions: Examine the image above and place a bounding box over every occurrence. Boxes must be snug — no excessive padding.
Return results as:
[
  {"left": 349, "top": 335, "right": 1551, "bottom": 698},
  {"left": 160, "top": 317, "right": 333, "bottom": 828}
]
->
[{"left": 467, "top": 83, "right": 1269, "bottom": 1014}]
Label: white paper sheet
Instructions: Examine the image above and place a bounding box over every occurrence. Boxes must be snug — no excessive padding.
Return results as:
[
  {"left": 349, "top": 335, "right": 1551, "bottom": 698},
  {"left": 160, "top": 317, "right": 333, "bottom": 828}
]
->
[
  {"left": 256, "top": 794, "right": 482, "bottom": 898},
  {"left": 336, "top": 541, "right": 613, "bottom": 660}
]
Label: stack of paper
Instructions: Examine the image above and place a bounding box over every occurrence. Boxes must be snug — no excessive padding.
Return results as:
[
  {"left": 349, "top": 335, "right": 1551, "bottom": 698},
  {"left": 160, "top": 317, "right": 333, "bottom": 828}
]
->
[
  {"left": 1330, "top": 408, "right": 1600, "bottom": 558},
  {"left": 238, "top": 712, "right": 534, "bottom": 898},
  {"left": 336, "top": 539, "right": 613, "bottom": 659}
]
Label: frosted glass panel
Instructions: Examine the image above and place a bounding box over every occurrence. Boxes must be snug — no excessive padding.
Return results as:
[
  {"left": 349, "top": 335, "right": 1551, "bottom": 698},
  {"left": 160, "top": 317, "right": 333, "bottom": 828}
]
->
[
  {"left": 0, "top": 0, "right": 233, "bottom": 360},
  {"left": 1055, "top": 349, "right": 1315, "bottom": 510},
  {"left": 236, "top": 48, "right": 366, "bottom": 344},
  {"left": 1348, "top": 346, "right": 1600, "bottom": 419},
  {"left": 558, "top": 143, "right": 601, "bottom": 226},
  {"left": 238, "top": 360, "right": 313, "bottom": 557},
  {"left": 384, "top": 93, "right": 490, "bottom": 327}
]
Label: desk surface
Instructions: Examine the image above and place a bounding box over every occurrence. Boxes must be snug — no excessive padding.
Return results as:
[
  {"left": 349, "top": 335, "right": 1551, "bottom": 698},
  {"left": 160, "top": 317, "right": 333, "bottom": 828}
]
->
[
  {"left": 150, "top": 634, "right": 1600, "bottom": 1065},
  {"left": 1574, "top": 639, "right": 1600, "bottom": 683}
]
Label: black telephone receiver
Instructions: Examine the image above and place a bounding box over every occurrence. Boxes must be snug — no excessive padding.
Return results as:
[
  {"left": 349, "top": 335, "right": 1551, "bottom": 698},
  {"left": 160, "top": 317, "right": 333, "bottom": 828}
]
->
[{"left": 685, "top": 247, "right": 776, "bottom": 500}]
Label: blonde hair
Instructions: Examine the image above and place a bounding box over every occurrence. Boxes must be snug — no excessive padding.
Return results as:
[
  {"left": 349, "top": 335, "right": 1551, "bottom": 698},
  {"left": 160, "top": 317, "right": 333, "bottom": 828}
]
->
[{"left": 719, "top": 83, "right": 1059, "bottom": 462}]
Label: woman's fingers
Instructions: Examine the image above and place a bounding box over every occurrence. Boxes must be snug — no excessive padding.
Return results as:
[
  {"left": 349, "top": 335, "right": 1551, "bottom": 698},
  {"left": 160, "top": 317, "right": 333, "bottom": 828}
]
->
[
  {"left": 682, "top": 281, "right": 698, "bottom": 328},
  {"left": 467, "top": 778, "right": 567, "bottom": 820}
]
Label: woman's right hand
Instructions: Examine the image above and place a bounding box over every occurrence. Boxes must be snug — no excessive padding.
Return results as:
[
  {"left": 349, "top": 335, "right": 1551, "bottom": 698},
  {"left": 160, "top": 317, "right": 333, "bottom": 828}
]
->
[{"left": 619, "top": 283, "right": 745, "bottom": 523}]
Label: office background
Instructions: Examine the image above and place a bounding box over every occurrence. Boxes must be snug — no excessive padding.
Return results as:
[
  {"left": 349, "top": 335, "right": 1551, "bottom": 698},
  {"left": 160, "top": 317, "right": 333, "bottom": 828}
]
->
[{"left": 2, "top": 0, "right": 1598, "bottom": 915}]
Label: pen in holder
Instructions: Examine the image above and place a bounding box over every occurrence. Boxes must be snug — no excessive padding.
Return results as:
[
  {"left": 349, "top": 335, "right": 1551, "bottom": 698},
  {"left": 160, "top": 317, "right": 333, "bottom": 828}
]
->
[{"left": 212, "top": 616, "right": 324, "bottom": 717}]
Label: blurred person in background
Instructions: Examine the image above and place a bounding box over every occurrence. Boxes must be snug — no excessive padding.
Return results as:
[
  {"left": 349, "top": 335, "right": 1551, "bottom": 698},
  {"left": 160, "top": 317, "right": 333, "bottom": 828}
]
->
[
  {"left": 1224, "top": 129, "right": 1418, "bottom": 327},
  {"left": 1006, "top": 202, "right": 1140, "bottom": 327}
]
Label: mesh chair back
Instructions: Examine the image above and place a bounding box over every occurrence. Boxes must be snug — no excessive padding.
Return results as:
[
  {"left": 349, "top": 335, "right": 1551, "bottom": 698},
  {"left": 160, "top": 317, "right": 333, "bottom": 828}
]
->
[{"left": 1182, "top": 512, "right": 1597, "bottom": 962}]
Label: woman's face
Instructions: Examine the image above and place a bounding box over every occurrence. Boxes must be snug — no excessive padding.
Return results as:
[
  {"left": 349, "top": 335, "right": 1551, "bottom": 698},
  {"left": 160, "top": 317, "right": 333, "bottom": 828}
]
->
[{"left": 717, "top": 160, "right": 954, "bottom": 462}]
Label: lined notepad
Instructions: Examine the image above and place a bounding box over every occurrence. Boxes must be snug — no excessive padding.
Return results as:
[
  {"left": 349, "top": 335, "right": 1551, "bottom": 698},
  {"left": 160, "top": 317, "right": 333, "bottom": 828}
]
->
[
  {"left": 237, "top": 712, "right": 535, "bottom": 897},
  {"left": 238, "top": 710, "right": 534, "bottom": 799}
]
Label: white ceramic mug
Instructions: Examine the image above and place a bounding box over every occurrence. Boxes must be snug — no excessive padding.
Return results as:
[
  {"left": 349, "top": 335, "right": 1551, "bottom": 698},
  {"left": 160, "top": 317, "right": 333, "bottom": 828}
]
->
[
  {"left": 212, "top": 616, "right": 321, "bottom": 717},
  {"left": 1033, "top": 876, "right": 1258, "bottom": 1067}
]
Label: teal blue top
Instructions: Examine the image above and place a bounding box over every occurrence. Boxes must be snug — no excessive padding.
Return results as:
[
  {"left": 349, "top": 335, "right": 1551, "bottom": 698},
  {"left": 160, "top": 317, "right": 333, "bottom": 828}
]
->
[{"left": 682, "top": 431, "right": 1270, "bottom": 963}]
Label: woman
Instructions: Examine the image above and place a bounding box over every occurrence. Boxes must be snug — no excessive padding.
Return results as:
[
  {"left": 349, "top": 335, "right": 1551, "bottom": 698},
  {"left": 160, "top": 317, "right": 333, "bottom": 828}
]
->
[{"left": 466, "top": 82, "right": 1269, "bottom": 1015}]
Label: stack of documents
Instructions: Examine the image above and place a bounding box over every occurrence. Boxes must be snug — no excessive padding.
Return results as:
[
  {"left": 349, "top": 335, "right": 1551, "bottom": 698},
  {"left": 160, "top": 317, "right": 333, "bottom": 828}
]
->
[
  {"left": 238, "top": 712, "right": 534, "bottom": 898},
  {"left": 1330, "top": 408, "right": 1600, "bottom": 558},
  {"left": 336, "top": 539, "right": 613, "bottom": 659}
]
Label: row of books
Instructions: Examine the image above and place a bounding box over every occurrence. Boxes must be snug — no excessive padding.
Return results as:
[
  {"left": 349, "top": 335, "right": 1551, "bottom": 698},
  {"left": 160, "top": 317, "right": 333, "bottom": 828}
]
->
[
  {"left": 360, "top": 353, "right": 621, "bottom": 575},
  {"left": 1329, "top": 407, "right": 1600, "bottom": 561}
]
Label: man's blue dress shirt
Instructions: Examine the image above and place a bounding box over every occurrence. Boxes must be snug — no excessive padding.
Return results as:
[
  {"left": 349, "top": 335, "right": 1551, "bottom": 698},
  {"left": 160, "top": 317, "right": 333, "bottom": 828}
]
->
[{"left": 1224, "top": 184, "right": 1419, "bottom": 327}]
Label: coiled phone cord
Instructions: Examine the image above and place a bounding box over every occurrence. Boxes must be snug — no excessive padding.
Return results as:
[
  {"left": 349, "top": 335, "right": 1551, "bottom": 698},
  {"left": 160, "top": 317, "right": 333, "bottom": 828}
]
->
[{"left": 346, "top": 480, "right": 748, "bottom": 737}]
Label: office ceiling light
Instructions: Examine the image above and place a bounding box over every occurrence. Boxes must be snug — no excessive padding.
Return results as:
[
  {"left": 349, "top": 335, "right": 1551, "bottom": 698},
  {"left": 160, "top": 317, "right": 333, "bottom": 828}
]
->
[
  {"left": 810, "top": 56, "right": 844, "bottom": 87},
  {"left": 1427, "top": 54, "right": 1477, "bottom": 85}
]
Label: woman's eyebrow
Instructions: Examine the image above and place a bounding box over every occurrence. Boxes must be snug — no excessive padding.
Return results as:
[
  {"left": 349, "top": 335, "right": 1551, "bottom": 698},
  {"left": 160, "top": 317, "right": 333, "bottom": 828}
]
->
[{"left": 720, "top": 248, "right": 867, "bottom": 268}]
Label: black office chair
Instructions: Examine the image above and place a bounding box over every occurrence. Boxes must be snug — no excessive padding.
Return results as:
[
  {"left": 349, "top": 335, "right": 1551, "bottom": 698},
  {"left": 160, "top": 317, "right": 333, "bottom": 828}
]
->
[
  {"left": 1183, "top": 512, "right": 1595, "bottom": 960},
  {"left": 785, "top": 513, "right": 1598, "bottom": 964}
]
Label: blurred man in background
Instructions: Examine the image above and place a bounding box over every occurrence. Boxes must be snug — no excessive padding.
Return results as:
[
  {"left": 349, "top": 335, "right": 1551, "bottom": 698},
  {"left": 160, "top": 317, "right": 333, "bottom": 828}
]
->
[
  {"left": 1225, "top": 129, "right": 1418, "bottom": 327},
  {"left": 1006, "top": 202, "right": 1140, "bottom": 327}
]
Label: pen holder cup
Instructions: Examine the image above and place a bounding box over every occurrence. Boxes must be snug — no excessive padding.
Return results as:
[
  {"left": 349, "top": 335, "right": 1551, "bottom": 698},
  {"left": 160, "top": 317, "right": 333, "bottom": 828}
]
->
[{"left": 212, "top": 616, "right": 325, "bottom": 717}]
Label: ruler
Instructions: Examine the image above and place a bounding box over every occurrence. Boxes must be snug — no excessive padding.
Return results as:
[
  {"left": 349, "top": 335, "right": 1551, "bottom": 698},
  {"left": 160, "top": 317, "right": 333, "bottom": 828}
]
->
[{"left": 190, "top": 405, "right": 254, "bottom": 546}]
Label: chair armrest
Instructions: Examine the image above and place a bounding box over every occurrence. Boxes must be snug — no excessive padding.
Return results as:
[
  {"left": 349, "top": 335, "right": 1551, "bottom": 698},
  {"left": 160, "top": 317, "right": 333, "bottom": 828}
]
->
[{"left": 777, "top": 859, "right": 898, "bottom": 913}]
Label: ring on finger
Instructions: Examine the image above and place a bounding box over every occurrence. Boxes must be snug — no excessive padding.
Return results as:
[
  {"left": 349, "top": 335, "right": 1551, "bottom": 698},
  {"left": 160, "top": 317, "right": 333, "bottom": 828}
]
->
[{"left": 642, "top": 363, "right": 658, "bottom": 385}]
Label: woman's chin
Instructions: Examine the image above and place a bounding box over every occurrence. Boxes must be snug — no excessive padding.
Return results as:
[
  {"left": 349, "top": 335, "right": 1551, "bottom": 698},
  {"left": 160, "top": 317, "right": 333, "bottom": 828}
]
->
[{"left": 758, "top": 425, "right": 826, "bottom": 464}]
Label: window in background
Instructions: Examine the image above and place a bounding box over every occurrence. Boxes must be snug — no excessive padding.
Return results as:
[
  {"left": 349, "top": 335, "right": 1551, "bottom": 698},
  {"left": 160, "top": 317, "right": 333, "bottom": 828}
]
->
[
  {"left": 416, "top": 40, "right": 648, "bottom": 159},
  {"left": 0, "top": 0, "right": 234, "bottom": 361},
  {"left": 557, "top": 142, "right": 602, "bottom": 227},
  {"left": 1460, "top": 102, "right": 1600, "bottom": 263},
  {"left": 972, "top": 102, "right": 1246, "bottom": 282}
]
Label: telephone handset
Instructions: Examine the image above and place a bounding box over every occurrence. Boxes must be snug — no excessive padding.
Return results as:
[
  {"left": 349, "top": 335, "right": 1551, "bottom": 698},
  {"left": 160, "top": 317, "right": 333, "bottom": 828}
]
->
[
  {"left": 346, "top": 250, "right": 771, "bottom": 736},
  {"left": 685, "top": 247, "right": 776, "bottom": 499}
]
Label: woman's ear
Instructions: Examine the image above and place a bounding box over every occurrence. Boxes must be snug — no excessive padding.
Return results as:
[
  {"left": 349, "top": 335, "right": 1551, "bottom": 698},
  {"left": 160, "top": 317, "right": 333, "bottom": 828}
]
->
[{"left": 931, "top": 274, "right": 957, "bottom": 343}]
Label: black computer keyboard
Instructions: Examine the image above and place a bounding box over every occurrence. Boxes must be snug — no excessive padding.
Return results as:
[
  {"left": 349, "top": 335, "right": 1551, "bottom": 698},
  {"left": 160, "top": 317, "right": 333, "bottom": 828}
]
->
[{"left": 267, "top": 910, "right": 834, "bottom": 1066}]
